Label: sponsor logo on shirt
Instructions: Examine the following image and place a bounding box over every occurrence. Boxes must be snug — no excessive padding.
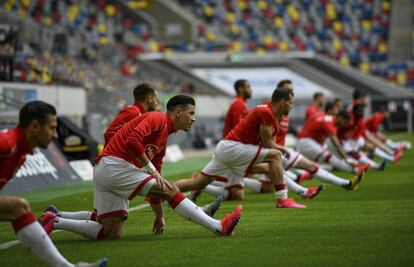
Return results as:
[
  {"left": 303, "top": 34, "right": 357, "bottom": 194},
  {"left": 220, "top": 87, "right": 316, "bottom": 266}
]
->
[{"left": 145, "top": 144, "right": 161, "bottom": 160}]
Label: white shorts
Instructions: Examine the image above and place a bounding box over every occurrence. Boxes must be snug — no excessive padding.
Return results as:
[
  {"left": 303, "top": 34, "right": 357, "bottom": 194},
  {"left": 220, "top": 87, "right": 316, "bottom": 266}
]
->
[
  {"left": 202, "top": 140, "right": 268, "bottom": 189},
  {"left": 93, "top": 156, "right": 156, "bottom": 220},
  {"left": 296, "top": 138, "right": 332, "bottom": 163},
  {"left": 282, "top": 149, "right": 302, "bottom": 170}
]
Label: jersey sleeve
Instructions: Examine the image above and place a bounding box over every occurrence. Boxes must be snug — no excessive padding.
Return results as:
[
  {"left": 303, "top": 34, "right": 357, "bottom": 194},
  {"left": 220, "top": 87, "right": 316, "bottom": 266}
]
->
[
  {"left": 322, "top": 117, "right": 337, "bottom": 136},
  {"left": 0, "top": 133, "right": 12, "bottom": 156},
  {"left": 258, "top": 108, "right": 274, "bottom": 126},
  {"left": 152, "top": 147, "right": 165, "bottom": 173}
]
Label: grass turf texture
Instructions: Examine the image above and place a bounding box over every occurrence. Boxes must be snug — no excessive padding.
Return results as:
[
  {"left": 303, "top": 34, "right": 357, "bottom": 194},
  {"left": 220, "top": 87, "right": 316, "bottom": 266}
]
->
[{"left": 1, "top": 134, "right": 413, "bottom": 267}]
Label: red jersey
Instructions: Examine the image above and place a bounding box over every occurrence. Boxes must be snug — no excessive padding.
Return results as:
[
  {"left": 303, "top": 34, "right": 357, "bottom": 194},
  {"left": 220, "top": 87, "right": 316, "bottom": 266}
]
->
[
  {"left": 275, "top": 115, "right": 289, "bottom": 146},
  {"left": 225, "top": 105, "right": 278, "bottom": 146},
  {"left": 99, "top": 112, "right": 175, "bottom": 172},
  {"left": 305, "top": 104, "right": 322, "bottom": 121},
  {"left": 365, "top": 112, "right": 384, "bottom": 133},
  {"left": 0, "top": 126, "right": 33, "bottom": 191},
  {"left": 104, "top": 103, "right": 145, "bottom": 145},
  {"left": 337, "top": 112, "right": 365, "bottom": 141},
  {"left": 297, "top": 114, "right": 337, "bottom": 144},
  {"left": 223, "top": 96, "right": 249, "bottom": 138}
]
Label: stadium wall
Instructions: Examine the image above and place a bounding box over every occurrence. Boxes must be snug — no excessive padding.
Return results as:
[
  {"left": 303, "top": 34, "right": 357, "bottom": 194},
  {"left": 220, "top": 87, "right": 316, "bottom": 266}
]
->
[{"left": 0, "top": 82, "right": 87, "bottom": 126}]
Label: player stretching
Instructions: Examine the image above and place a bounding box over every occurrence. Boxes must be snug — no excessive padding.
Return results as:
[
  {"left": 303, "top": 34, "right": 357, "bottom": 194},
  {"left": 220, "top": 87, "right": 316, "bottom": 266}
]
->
[
  {"left": 223, "top": 79, "right": 252, "bottom": 137},
  {"left": 41, "top": 95, "right": 242, "bottom": 240},
  {"left": 0, "top": 101, "right": 106, "bottom": 267},
  {"left": 175, "top": 88, "right": 306, "bottom": 208},
  {"left": 305, "top": 92, "right": 325, "bottom": 121},
  {"left": 244, "top": 81, "right": 360, "bottom": 195},
  {"left": 46, "top": 85, "right": 222, "bottom": 226}
]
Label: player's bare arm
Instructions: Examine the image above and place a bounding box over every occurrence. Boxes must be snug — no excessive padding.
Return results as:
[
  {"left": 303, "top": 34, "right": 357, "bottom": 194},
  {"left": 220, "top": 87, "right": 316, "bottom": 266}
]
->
[{"left": 260, "top": 124, "right": 290, "bottom": 158}]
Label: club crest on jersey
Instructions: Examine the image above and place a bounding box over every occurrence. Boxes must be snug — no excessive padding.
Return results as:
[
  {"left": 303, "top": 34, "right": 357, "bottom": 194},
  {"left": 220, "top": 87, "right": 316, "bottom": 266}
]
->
[{"left": 145, "top": 144, "right": 160, "bottom": 160}]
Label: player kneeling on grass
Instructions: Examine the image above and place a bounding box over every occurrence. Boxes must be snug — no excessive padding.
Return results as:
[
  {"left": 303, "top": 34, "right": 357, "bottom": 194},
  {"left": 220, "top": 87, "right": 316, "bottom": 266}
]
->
[
  {"left": 41, "top": 95, "right": 242, "bottom": 239},
  {"left": 0, "top": 101, "right": 106, "bottom": 267},
  {"left": 175, "top": 87, "right": 306, "bottom": 208}
]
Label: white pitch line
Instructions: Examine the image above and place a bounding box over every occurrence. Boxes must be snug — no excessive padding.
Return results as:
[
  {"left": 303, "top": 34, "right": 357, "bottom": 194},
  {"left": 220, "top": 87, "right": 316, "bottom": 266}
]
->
[{"left": 0, "top": 202, "right": 151, "bottom": 250}]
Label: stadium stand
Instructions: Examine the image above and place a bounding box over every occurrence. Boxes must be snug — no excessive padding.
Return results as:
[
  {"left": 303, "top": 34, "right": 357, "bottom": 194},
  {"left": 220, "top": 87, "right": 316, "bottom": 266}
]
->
[{"left": 175, "top": 0, "right": 413, "bottom": 89}]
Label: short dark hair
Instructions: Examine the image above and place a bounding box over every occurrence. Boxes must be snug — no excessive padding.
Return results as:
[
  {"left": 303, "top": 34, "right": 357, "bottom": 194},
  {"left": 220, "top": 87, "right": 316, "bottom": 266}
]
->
[
  {"left": 277, "top": 79, "right": 292, "bottom": 88},
  {"left": 333, "top": 98, "right": 342, "bottom": 105},
  {"left": 167, "top": 95, "right": 195, "bottom": 111},
  {"left": 337, "top": 110, "right": 351, "bottom": 120},
  {"left": 313, "top": 92, "right": 324, "bottom": 100},
  {"left": 324, "top": 102, "right": 335, "bottom": 112},
  {"left": 234, "top": 79, "right": 247, "bottom": 93},
  {"left": 352, "top": 89, "right": 367, "bottom": 100},
  {"left": 271, "top": 87, "right": 293, "bottom": 103},
  {"left": 133, "top": 83, "right": 156, "bottom": 102},
  {"left": 379, "top": 104, "right": 388, "bottom": 113},
  {"left": 19, "top": 101, "right": 57, "bottom": 128}
]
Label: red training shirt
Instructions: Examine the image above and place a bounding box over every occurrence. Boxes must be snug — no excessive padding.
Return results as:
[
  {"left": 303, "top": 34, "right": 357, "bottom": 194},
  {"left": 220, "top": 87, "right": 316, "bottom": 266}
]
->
[
  {"left": 305, "top": 104, "right": 322, "bottom": 121},
  {"left": 0, "top": 126, "right": 33, "bottom": 191},
  {"left": 104, "top": 103, "right": 145, "bottom": 145},
  {"left": 223, "top": 96, "right": 249, "bottom": 138},
  {"left": 98, "top": 112, "right": 176, "bottom": 173},
  {"left": 297, "top": 113, "right": 337, "bottom": 144},
  {"left": 275, "top": 115, "right": 289, "bottom": 146},
  {"left": 365, "top": 112, "right": 384, "bottom": 133},
  {"left": 225, "top": 105, "right": 279, "bottom": 146}
]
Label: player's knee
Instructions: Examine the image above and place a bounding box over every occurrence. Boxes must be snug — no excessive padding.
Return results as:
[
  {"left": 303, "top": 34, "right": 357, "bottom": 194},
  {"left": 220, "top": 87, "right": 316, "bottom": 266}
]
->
[
  {"left": 15, "top": 198, "right": 31, "bottom": 216},
  {"left": 164, "top": 184, "right": 180, "bottom": 198}
]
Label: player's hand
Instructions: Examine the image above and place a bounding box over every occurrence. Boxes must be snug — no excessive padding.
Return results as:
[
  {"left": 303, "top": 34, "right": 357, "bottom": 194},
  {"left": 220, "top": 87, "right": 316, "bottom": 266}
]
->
[
  {"left": 345, "top": 157, "right": 358, "bottom": 167},
  {"left": 279, "top": 147, "right": 290, "bottom": 159},
  {"left": 153, "top": 216, "right": 165, "bottom": 235},
  {"left": 153, "top": 173, "right": 173, "bottom": 191}
]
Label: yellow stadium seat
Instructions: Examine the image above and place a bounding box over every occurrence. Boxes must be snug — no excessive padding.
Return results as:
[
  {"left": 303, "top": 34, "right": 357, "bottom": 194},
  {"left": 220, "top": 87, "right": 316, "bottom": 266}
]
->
[
  {"left": 226, "top": 12, "right": 236, "bottom": 23},
  {"left": 258, "top": 0, "right": 267, "bottom": 10},
  {"left": 397, "top": 72, "right": 407, "bottom": 85},
  {"left": 206, "top": 32, "right": 217, "bottom": 42},
  {"left": 359, "top": 62, "right": 370, "bottom": 73},
  {"left": 149, "top": 41, "right": 159, "bottom": 52},
  {"left": 99, "top": 37, "right": 109, "bottom": 45},
  {"left": 105, "top": 5, "right": 116, "bottom": 16},
  {"left": 339, "top": 55, "right": 350, "bottom": 65},
  {"left": 279, "top": 42, "right": 289, "bottom": 51},
  {"left": 333, "top": 21, "right": 343, "bottom": 32},
  {"left": 230, "top": 24, "right": 240, "bottom": 34},
  {"left": 274, "top": 17, "right": 284, "bottom": 28},
  {"left": 43, "top": 16, "right": 53, "bottom": 26},
  {"left": 237, "top": 1, "right": 247, "bottom": 10},
  {"left": 362, "top": 20, "right": 372, "bottom": 31},
  {"left": 378, "top": 43, "right": 388, "bottom": 53},
  {"left": 263, "top": 35, "right": 273, "bottom": 46},
  {"left": 332, "top": 39, "right": 342, "bottom": 50},
  {"left": 97, "top": 23, "right": 107, "bottom": 33},
  {"left": 204, "top": 6, "right": 214, "bottom": 17}
]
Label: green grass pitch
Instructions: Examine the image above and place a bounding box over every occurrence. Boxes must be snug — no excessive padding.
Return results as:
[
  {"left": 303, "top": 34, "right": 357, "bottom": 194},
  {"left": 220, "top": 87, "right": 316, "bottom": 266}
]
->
[{"left": 1, "top": 133, "right": 413, "bottom": 267}]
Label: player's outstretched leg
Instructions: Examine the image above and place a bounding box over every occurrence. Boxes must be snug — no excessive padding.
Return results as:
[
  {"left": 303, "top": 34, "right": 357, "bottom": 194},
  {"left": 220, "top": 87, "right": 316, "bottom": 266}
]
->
[
  {"left": 148, "top": 183, "right": 242, "bottom": 236},
  {"left": 46, "top": 205, "right": 97, "bottom": 221},
  {"left": 40, "top": 211, "right": 105, "bottom": 240},
  {"left": 0, "top": 196, "right": 107, "bottom": 267}
]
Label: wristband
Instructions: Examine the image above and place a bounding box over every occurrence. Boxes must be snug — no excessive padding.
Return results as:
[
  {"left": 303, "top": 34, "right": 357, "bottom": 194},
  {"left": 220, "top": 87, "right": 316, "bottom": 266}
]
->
[{"left": 144, "top": 161, "right": 157, "bottom": 176}]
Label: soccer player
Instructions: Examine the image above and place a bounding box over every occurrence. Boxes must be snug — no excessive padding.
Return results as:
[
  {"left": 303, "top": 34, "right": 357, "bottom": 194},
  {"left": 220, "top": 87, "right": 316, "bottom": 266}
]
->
[
  {"left": 41, "top": 95, "right": 242, "bottom": 239},
  {"left": 365, "top": 105, "right": 411, "bottom": 151},
  {"left": 0, "top": 101, "right": 106, "bottom": 267},
  {"left": 175, "top": 87, "right": 306, "bottom": 208},
  {"left": 244, "top": 82, "right": 360, "bottom": 194},
  {"left": 305, "top": 92, "right": 325, "bottom": 121},
  {"left": 222, "top": 79, "right": 252, "bottom": 137},
  {"left": 46, "top": 85, "right": 222, "bottom": 225},
  {"left": 104, "top": 82, "right": 159, "bottom": 145},
  {"left": 296, "top": 109, "right": 366, "bottom": 184}
]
